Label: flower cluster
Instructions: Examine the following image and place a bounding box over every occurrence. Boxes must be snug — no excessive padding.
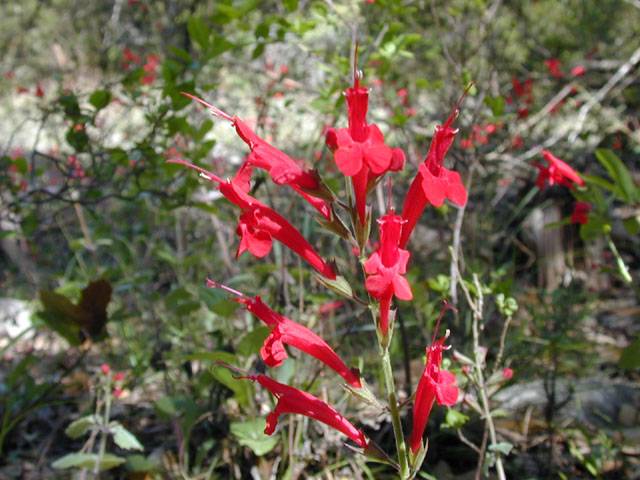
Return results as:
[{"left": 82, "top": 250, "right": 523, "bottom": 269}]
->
[{"left": 175, "top": 50, "right": 466, "bottom": 472}]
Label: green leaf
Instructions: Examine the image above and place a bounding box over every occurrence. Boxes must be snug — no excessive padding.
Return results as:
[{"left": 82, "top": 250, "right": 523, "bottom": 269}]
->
[
  {"left": 488, "top": 441, "right": 513, "bottom": 456},
  {"left": 595, "top": 149, "right": 639, "bottom": 203},
  {"left": 236, "top": 327, "right": 270, "bottom": 358},
  {"left": 112, "top": 424, "right": 144, "bottom": 451},
  {"left": 484, "top": 96, "right": 505, "bottom": 117},
  {"left": 12, "top": 156, "right": 28, "bottom": 174},
  {"left": 444, "top": 409, "right": 469, "bottom": 429},
  {"left": 52, "top": 453, "right": 125, "bottom": 471},
  {"left": 230, "top": 418, "right": 279, "bottom": 456},
  {"left": 620, "top": 337, "right": 640, "bottom": 370},
  {"left": 65, "top": 414, "right": 99, "bottom": 439},
  {"left": 199, "top": 285, "right": 239, "bottom": 317},
  {"left": 188, "top": 17, "right": 210, "bottom": 51},
  {"left": 623, "top": 217, "right": 640, "bottom": 236},
  {"left": 282, "top": 0, "right": 298, "bottom": 11},
  {"left": 579, "top": 216, "right": 609, "bottom": 241},
  {"left": 125, "top": 454, "right": 161, "bottom": 472},
  {"left": 89, "top": 90, "right": 112, "bottom": 111},
  {"left": 168, "top": 46, "right": 192, "bottom": 63},
  {"left": 208, "top": 35, "right": 234, "bottom": 59}
]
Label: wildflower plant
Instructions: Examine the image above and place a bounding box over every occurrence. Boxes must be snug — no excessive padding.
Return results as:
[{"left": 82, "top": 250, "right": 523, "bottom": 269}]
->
[{"left": 172, "top": 47, "right": 468, "bottom": 479}]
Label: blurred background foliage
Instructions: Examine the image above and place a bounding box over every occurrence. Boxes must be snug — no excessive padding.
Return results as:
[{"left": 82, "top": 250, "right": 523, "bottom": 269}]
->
[{"left": 1, "top": 0, "right": 639, "bottom": 478}]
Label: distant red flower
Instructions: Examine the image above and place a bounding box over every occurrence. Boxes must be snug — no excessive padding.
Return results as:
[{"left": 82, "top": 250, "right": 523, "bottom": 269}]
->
[
  {"left": 533, "top": 150, "right": 585, "bottom": 190},
  {"left": 409, "top": 303, "right": 459, "bottom": 454},
  {"left": 544, "top": 58, "right": 564, "bottom": 79},
  {"left": 228, "top": 368, "right": 368, "bottom": 447},
  {"left": 399, "top": 86, "right": 471, "bottom": 248},
  {"left": 502, "top": 368, "right": 514, "bottom": 380},
  {"left": 511, "top": 136, "right": 523, "bottom": 149},
  {"left": 460, "top": 138, "right": 473, "bottom": 149},
  {"left": 571, "top": 65, "right": 586, "bottom": 77},
  {"left": 35, "top": 84, "right": 44, "bottom": 98},
  {"left": 168, "top": 159, "right": 336, "bottom": 279},
  {"left": 571, "top": 201, "right": 591, "bottom": 225},
  {"left": 182, "top": 93, "right": 333, "bottom": 221},
  {"left": 113, "top": 388, "right": 123, "bottom": 398},
  {"left": 212, "top": 283, "right": 361, "bottom": 388},
  {"left": 518, "top": 107, "right": 530, "bottom": 120},
  {"left": 101, "top": 364, "right": 110, "bottom": 374},
  {"left": 123, "top": 47, "right": 141, "bottom": 64},
  {"left": 512, "top": 77, "right": 533, "bottom": 98},
  {"left": 114, "top": 372, "right": 125, "bottom": 381},
  {"left": 364, "top": 211, "right": 413, "bottom": 336}
]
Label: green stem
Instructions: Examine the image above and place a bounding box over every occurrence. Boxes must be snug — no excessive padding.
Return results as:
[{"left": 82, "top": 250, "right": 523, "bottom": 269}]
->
[
  {"left": 380, "top": 345, "right": 409, "bottom": 479},
  {"left": 94, "top": 376, "right": 112, "bottom": 477},
  {"left": 606, "top": 234, "right": 633, "bottom": 284}
]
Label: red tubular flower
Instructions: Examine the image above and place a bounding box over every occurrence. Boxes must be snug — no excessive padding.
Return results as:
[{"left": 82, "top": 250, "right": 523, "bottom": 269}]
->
[
  {"left": 544, "top": 58, "right": 565, "bottom": 79},
  {"left": 533, "top": 150, "right": 585, "bottom": 190},
  {"left": 325, "top": 51, "right": 405, "bottom": 225},
  {"left": 409, "top": 303, "right": 459, "bottom": 454},
  {"left": 364, "top": 211, "right": 413, "bottom": 336},
  {"left": 399, "top": 86, "right": 471, "bottom": 248},
  {"left": 182, "top": 93, "right": 332, "bottom": 220},
  {"left": 210, "top": 281, "right": 360, "bottom": 388},
  {"left": 169, "top": 159, "right": 336, "bottom": 279},
  {"left": 229, "top": 368, "right": 368, "bottom": 448},
  {"left": 571, "top": 201, "right": 591, "bottom": 225}
]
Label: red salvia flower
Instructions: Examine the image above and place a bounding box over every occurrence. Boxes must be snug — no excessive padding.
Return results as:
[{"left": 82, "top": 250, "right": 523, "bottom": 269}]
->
[
  {"left": 409, "top": 303, "right": 459, "bottom": 454},
  {"left": 399, "top": 86, "right": 471, "bottom": 248},
  {"left": 571, "top": 201, "right": 591, "bottom": 225},
  {"left": 364, "top": 210, "right": 413, "bottom": 336},
  {"left": 533, "top": 150, "right": 585, "bottom": 190},
  {"left": 182, "top": 93, "right": 332, "bottom": 220},
  {"left": 325, "top": 49, "right": 405, "bottom": 225},
  {"left": 169, "top": 160, "right": 336, "bottom": 279},
  {"left": 220, "top": 364, "right": 368, "bottom": 447},
  {"left": 209, "top": 281, "right": 361, "bottom": 388},
  {"left": 544, "top": 58, "right": 565, "bottom": 79}
]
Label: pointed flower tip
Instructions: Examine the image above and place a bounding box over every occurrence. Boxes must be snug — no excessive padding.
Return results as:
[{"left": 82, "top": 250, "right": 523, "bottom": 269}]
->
[
  {"left": 443, "top": 82, "right": 474, "bottom": 129},
  {"left": 168, "top": 158, "right": 225, "bottom": 184},
  {"left": 180, "top": 91, "right": 234, "bottom": 122},
  {"left": 212, "top": 362, "right": 256, "bottom": 380},
  {"left": 206, "top": 278, "right": 249, "bottom": 299}
]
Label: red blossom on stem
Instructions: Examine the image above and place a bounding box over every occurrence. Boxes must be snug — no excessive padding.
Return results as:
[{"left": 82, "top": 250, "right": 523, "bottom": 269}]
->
[
  {"left": 364, "top": 210, "right": 413, "bottom": 337},
  {"left": 544, "top": 58, "right": 565, "bottom": 79},
  {"left": 533, "top": 150, "right": 584, "bottom": 190},
  {"left": 409, "top": 303, "right": 459, "bottom": 454},
  {"left": 219, "top": 364, "right": 368, "bottom": 447},
  {"left": 571, "top": 201, "right": 591, "bottom": 225},
  {"left": 169, "top": 159, "right": 336, "bottom": 279},
  {"left": 571, "top": 65, "right": 586, "bottom": 77},
  {"left": 208, "top": 281, "right": 360, "bottom": 388},
  {"left": 399, "top": 86, "right": 471, "bottom": 248},
  {"left": 181, "top": 93, "right": 332, "bottom": 220},
  {"left": 325, "top": 47, "right": 405, "bottom": 225}
]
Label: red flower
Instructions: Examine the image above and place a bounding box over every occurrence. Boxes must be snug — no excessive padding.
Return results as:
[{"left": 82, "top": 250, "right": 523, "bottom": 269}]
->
[
  {"left": 571, "top": 201, "right": 591, "bottom": 225},
  {"left": 35, "top": 84, "right": 44, "bottom": 98},
  {"left": 210, "top": 281, "right": 360, "bottom": 388},
  {"left": 228, "top": 368, "right": 368, "bottom": 447},
  {"left": 325, "top": 54, "right": 405, "bottom": 225},
  {"left": 409, "top": 304, "right": 459, "bottom": 454},
  {"left": 544, "top": 58, "right": 565, "bottom": 79},
  {"left": 571, "top": 65, "right": 586, "bottom": 77},
  {"left": 364, "top": 211, "right": 413, "bottom": 336},
  {"left": 533, "top": 150, "right": 585, "bottom": 190},
  {"left": 502, "top": 368, "right": 514, "bottom": 380},
  {"left": 512, "top": 77, "right": 533, "bottom": 98},
  {"left": 182, "top": 93, "right": 332, "bottom": 220},
  {"left": 399, "top": 86, "right": 471, "bottom": 248},
  {"left": 101, "top": 364, "right": 110, "bottom": 374},
  {"left": 169, "top": 160, "right": 336, "bottom": 279}
]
